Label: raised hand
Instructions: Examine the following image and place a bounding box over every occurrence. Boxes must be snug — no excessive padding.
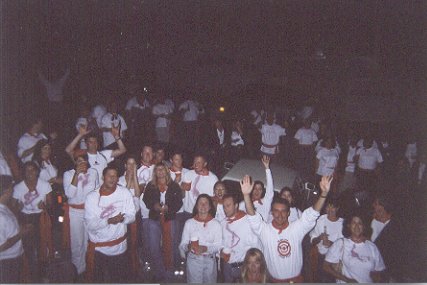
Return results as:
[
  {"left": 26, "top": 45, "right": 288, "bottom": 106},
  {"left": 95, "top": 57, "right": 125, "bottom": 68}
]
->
[
  {"left": 261, "top": 155, "right": 270, "bottom": 169},
  {"left": 319, "top": 176, "right": 333, "bottom": 195},
  {"left": 111, "top": 123, "right": 120, "bottom": 138},
  {"left": 78, "top": 124, "right": 91, "bottom": 136},
  {"left": 240, "top": 175, "right": 253, "bottom": 196}
]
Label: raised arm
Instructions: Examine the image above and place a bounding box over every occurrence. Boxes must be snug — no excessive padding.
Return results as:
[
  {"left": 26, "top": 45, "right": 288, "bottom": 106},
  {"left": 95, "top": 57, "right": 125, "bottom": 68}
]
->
[
  {"left": 313, "top": 176, "right": 333, "bottom": 212},
  {"left": 65, "top": 125, "right": 90, "bottom": 161},
  {"left": 110, "top": 124, "right": 127, "bottom": 158},
  {"left": 262, "top": 155, "right": 274, "bottom": 202}
]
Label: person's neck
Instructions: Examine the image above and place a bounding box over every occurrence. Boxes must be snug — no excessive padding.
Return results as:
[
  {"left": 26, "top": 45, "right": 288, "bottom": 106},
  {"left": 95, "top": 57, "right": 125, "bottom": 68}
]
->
[
  {"left": 87, "top": 149, "right": 97, "bottom": 155},
  {"left": 198, "top": 213, "right": 209, "bottom": 220},
  {"left": 28, "top": 129, "right": 39, "bottom": 136},
  {"left": 101, "top": 185, "right": 116, "bottom": 194},
  {"left": 376, "top": 213, "right": 391, "bottom": 223},
  {"left": 142, "top": 160, "right": 152, "bottom": 166},
  {"left": 327, "top": 215, "right": 339, "bottom": 222},
  {"left": 351, "top": 235, "right": 366, "bottom": 243},
  {"left": 196, "top": 168, "right": 208, "bottom": 175},
  {"left": 158, "top": 178, "right": 167, "bottom": 185},
  {"left": 42, "top": 156, "right": 50, "bottom": 162},
  {"left": 247, "top": 272, "right": 262, "bottom": 283},
  {"left": 171, "top": 165, "right": 182, "bottom": 171}
]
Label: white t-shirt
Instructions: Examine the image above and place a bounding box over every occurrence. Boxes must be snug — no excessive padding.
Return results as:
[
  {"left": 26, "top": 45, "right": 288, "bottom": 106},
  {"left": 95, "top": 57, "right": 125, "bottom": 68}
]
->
[
  {"left": 63, "top": 168, "right": 99, "bottom": 206},
  {"left": 356, "top": 147, "right": 383, "bottom": 170},
  {"left": 179, "top": 100, "right": 200, "bottom": 122},
  {"left": 357, "top": 139, "right": 378, "bottom": 149},
  {"left": 38, "top": 160, "right": 58, "bottom": 183},
  {"left": 250, "top": 110, "right": 265, "bottom": 127},
  {"left": 100, "top": 113, "right": 128, "bottom": 147},
  {"left": 309, "top": 214, "right": 344, "bottom": 255},
  {"left": 231, "top": 131, "right": 244, "bottom": 146},
  {"left": 84, "top": 186, "right": 136, "bottom": 256},
  {"left": 294, "top": 127, "right": 318, "bottom": 145},
  {"left": 0, "top": 151, "right": 12, "bottom": 176},
  {"left": 13, "top": 179, "right": 52, "bottom": 214},
  {"left": 316, "top": 148, "right": 340, "bottom": 176},
  {"left": 179, "top": 217, "right": 222, "bottom": 258},
  {"left": 87, "top": 150, "right": 114, "bottom": 182},
  {"left": 247, "top": 207, "right": 320, "bottom": 279},
  {"left": 405, "top": 142, "right": 417, "bottom": 168},
  {"left": 125, "top": 97, "right": 150, "bottom": 111},
  {"left": 91, "top": 104, "right": 107, "bottom": 127},
  {"left": 170, "top": 167, "right": 189, "bottom": 213},
  {"left": 260, "top": 124, "right": 286, "bottom": 155},
  {"left": 345, "top": 146, "right": 358, "bottom": 173},
  {"left": 0, "top": 204, "right": 24, "bottom": 260},
  {"left": 325, "top": 238, "right": 385, "bottom": 283},
  {"left": 182, "top": 170, "right": 218, "bottom": 213},
  {"left": 221, "top": 214, "right": 260, "bottom": 263},
  {"left": 17, "top": 132, "right": 48, "bottom": 162},
  {"left": 315, "top": 139, "right": 341, "bottom": 154},
  {"left": 370, "top": 218, "right": 390, "bottom": 242},
  {"left": 152, "top": 103, "right": 173, "bottom": 128}
]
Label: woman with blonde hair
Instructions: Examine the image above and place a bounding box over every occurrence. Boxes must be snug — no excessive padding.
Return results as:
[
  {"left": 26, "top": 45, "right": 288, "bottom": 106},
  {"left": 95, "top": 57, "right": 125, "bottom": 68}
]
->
[
  {"left": 143, "top": 163, "right": 183, "bottom": 282},
  {"left": 240, "top": 248, "right": 270, "bottom": 283}
]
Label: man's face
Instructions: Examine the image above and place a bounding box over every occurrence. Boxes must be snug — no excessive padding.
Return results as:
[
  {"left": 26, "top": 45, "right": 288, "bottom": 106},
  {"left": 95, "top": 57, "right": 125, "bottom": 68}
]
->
[
  {"left": 326, "top": 204, "right": 338, "bottom": 219},
  {"left": 33, "top": 120, "right": 43, "bottom": 133},
  {"left": 155, "top": 149, "right": 165, "bottom": 163},
  {"left": 280, "top": 190, "right": 293, "bottom": 204},
  {"left": 86, "top": 137, "right": 99, "bottom": 152},
  {"left": 171, "top": 154, "right": 183, "bottom": 169},
  {"left": 271, "top": 202, "right": 289, "bottom": 226},
  {"left": 24, "top": 164, "right": 39, "bottom": 181},
  {"left": 193, "top": 156, "right": 207, "bottom": 172},
  {"left": 223, "top": 196, "right": 238, "bottom": 218},
  {"left": 373, "top": 199, "right": 385, "bottom": 217},
  {"left": 103, "top": 169, "right": 119, "bottom": 189},
  {"left": 141, "top": 147, "right": 153, "bottom": 164},
  {"left": 252, "top": 184, "right": 263, "bottom": 200},
  {"left": 196, "top": 197, "right": 210, "bottom": 215}
]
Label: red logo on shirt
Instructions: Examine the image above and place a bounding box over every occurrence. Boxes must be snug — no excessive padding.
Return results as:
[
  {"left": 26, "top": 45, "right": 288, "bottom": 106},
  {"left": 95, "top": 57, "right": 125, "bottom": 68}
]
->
[{"left": 277, "top": 239, "right": 291, "bottom": 257}]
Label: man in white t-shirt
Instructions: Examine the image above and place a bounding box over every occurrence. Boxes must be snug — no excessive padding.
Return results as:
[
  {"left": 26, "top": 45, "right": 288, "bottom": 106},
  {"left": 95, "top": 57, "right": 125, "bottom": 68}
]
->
[
  {"left": 0, "top": 175, "right": 33, "bottom": 283},
  {"left": 84, "top": 166, "right": 136, "bottom": 283},
  {"left": 310, "top": 199, "right": 343, "bottom": 282},
  {"left": 355, "top": 137, "right": 383, "bottom": 193},
  {"left": 17, "top": 118, "right": 48, "bottom": 163},
  {"left": 241, "top": 174, "right": 333, "bottom": 282},
  {"left": 294, "top": 119, "right": 318, "bottom": 180},
  {"left": 220, "top": 193, "right": 260, "bottom": 282},
  {"left": 65, "top": 125, "right": 127, "bottom": 182},
  {"left": 100, "top": 101, "right": 128, "bottom": 149},
  {"left": 152, "top": 96, "right": 174, "bottom": 143},
  {"left": 338, "top": 135, "right": 358, "bottom": 192},
  {"left": 181, "top": 154, "right": 218, "bottom": 219},
  {"left": 260, "top": 112, "right": 286, "bottom": 158}
]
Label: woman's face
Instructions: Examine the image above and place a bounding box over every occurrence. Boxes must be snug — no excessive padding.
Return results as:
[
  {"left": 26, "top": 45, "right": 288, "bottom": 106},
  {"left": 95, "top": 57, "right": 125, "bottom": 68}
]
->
[
  {"left": 252, "top": 184, "right": 263, "bottom": 200},
  {"left": 281, "top": 190, "right": 293, "bottom": 204},
  {"left": 214, "top": 183, "right": 226, "bottom": 199},
  {"left": 349, "top": 216, "right": 364, "bottom": 237},
  {"left": 326, "top": 204, "right": 338, "bottom": 219},
  {"left": 41, "top": 144, "right": 52, "bottom": 159},
  {"left": 125, "top": 158, "right": 137, "bottom": 172},
  {"left": 247, "top": 255, "right": 262, "bottom": 275},
  {"left": 25, "top": 164, "right": 39, "bottom": 181},
  {"left": 196, "top": 197, "right": 210, "bottom": 215},
  {"left": 155, "top": 165, "right": 168, "bottom": 179}
]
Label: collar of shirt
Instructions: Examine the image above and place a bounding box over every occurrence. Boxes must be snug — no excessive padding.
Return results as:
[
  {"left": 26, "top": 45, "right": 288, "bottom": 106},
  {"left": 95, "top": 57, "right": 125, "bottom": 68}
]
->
[
  {"left": 272, "top": 220, "right": 289, "bottom": 234},
  {"left": 226, "top": 210, "right": 246, "bottom": 223},
  {"left": 194, "top": 214, "right": 214, "bottom": 227}
]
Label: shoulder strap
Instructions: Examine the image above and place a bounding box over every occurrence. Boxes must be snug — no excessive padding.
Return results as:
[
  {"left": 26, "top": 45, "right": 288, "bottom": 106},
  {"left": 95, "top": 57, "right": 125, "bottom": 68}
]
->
[{"left": 98, "top": 151, "right": 108, "bottom": 163}]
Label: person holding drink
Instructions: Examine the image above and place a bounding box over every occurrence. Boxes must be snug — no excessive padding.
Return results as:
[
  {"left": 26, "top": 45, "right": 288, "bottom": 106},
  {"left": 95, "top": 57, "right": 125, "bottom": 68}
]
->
[{"left": 179, "top": 194, "right": 222, "bottom": 283}]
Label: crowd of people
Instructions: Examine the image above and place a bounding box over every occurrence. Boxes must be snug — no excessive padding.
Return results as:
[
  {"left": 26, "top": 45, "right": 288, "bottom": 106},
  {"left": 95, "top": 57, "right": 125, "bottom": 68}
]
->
[{"left": 0, "top": 79, "right": 426, "bottom": 284}]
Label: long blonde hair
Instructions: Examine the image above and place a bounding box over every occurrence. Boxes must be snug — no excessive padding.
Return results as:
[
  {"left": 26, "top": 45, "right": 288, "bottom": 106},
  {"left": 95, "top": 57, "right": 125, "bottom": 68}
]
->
[
  {"left": 150, "top": 162, "right": 172, "bottom": 187},
  {"left": 240, "top": 248, "right": 269, "bottom": 283}
]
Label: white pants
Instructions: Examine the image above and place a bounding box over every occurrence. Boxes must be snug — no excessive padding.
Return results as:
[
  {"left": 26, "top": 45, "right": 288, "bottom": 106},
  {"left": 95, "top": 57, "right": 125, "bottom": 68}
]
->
[
  {"left": 186, "top": 252, "right": 217, "bottom": 283},
  {"left": 69, "top": 208, "right": 88, "bottom": 274}
]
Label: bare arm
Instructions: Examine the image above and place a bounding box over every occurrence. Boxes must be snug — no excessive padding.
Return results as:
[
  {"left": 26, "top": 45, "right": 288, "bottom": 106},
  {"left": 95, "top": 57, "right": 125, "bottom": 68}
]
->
[
  {"left": 313, "top": 176, "right": 333, "bottom": 213},
  {"left": 110, "top": 124, "right": 127, "bottom": 158},
  {"left": 65, "top": 125, "right": 90, "bottom": 161},
  {"left": 323, "top": 261, "right": 357, "bottom": 283}
]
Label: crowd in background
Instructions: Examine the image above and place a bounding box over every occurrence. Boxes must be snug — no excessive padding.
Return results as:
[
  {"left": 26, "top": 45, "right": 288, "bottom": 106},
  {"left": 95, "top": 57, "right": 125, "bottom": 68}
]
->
[{"left": 0, "top": 71, "right": 426, "bottom": 284}]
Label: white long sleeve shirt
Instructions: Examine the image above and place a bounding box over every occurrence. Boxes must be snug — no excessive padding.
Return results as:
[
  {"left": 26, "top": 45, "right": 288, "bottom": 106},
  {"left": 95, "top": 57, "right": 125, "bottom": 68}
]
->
[
  {"left": 179, "top": 217, "right": 222, "bottom": 259},
  {"left": 84, "top": 186, "right": 136, "bottom": 256},
  {"left": 182, "top": 170, "right": 218, "bottom": 213},
  {"left": 0, "top": 204, "right": 24, "bottom": 260},
  {"left": 247, "top": 207, "right": 319, "bottom": 279},
  {"left": 17, "top": 132, "right": 47, "bottom": 163},
  {"left": 221, "top": 214, "right": 260, "bottom": 263}
]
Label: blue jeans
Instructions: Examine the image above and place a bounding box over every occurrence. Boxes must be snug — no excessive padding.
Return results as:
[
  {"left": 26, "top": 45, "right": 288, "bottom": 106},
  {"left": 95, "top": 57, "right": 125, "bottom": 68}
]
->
[{"left": 146, "top": 218, "right": 178, "bottom": 282}]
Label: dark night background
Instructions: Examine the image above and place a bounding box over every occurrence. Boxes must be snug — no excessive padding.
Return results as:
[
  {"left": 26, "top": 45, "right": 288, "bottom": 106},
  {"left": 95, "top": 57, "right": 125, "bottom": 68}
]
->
[{"left": 0, "top": 0, "right": 427, "bottom": 281}]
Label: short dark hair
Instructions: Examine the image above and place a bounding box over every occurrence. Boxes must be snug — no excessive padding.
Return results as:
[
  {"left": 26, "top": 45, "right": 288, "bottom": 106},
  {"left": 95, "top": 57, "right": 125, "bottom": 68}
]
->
[
  {"left": 342, "top": 210, "right": 371, "bottom": 238},
  {"left": 271, "top": 197, "right": 290, "bottom": 212},
  {"left": 222, "top": 193, "right": 238, "bottom": 205},
  {"left": 22, "top": 161, "right": 40, "bottom": 177},
  {"left": 192, "top": 194, "right": 216, "bottom": 217},
  {"left": 102, "top": 165, "right": 119, "bottom": 177},
  {"left": 0, "top": 175, "right": 14, "bottom": 196},
  {"left": 375, "top": 193, "right": 394, "bottom": 214}
]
